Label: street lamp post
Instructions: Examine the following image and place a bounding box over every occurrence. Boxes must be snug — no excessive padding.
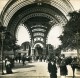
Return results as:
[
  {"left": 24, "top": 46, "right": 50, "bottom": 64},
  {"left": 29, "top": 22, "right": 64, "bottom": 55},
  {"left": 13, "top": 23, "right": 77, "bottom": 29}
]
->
[
  {"left": 0, "top": 25, "right": 6, "bottom": 75},
  {"left": 1, "top": 31, "right": 5, "bottom": 75}
]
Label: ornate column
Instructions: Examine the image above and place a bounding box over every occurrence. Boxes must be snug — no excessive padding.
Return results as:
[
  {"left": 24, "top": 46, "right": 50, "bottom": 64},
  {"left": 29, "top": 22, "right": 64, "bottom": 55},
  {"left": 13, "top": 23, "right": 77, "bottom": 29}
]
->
[
  {"left": 43, "top": 38, "right": 46, "bottom": 55},
  {"left": 30, "top": 39, "right": 35, "bottom": 62}
]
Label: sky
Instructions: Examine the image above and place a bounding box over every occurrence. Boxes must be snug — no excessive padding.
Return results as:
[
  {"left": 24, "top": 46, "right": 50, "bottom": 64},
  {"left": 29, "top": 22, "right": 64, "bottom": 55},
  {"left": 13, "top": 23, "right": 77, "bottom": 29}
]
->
[
  {"left": 17, "top": 24, "right": 63, "bottom": 48},
  {"left": 70, "top": 0, "right": 80, "bottom": 10},
  {"left": 0, "top": 0, "right": 8, "bottom": 13},
  {"left": 0, "top": 0, "right": 80, "bottom": 48},
  {"left": 16, "top": 25, "right": 30, "bottom": 45}
]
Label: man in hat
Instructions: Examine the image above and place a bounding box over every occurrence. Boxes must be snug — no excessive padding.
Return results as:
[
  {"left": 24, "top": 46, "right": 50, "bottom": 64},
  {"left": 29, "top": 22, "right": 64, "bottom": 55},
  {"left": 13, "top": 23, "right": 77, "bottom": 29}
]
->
[{"left": 48, "top": 59, "right": 57, "bottom": 78}]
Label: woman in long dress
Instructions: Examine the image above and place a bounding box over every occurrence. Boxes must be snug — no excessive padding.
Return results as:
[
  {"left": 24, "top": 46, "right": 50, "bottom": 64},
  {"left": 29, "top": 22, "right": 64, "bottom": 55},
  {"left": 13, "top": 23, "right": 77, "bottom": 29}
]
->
[
  {"left": 5, "top": 58, "right": 13, "bottom": 74},
  {"left": 60, "top": 57, "right": 68, "bottom": 78}
]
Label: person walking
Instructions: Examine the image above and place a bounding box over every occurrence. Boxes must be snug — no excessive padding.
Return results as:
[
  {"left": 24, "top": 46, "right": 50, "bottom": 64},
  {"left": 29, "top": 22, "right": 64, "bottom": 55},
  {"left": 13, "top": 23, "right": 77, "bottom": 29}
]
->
[
  {"left": 5, "top": 57, "right": 13, "bottom": 74},
  {"left": 59, "top": 57, "right": 68, "bottom": 78},
  {"left": 71, "top": 57, "right": 77, "bottom": 78},
  {"left": 48, "top": 59, "right": 57, "bottom": 78},
  {"left": 22, "top": 54, "right": 26, "bottom": 66}
]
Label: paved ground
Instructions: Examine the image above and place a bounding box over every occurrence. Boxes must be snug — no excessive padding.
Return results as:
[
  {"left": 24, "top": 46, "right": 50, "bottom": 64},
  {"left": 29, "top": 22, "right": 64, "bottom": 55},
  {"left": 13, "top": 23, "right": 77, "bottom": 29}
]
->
[{"left": 0, "top": 60, "right": 80, "bottom": 78}]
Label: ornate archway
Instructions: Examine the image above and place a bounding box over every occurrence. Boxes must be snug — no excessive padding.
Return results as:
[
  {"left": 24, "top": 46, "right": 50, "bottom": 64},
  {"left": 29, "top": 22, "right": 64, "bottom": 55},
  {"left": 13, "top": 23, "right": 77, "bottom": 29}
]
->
[{"left": 1, "top": 0, "right": 74, "bottom": 55}]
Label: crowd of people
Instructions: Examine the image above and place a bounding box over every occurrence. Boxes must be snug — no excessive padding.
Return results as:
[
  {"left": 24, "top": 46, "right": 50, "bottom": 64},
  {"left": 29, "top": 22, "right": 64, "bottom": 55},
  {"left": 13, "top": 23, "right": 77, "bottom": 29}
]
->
[
  {"left": 4, "top": 54, "right": 49, "bottom": 74},
  {"left": 48, "top": 55, "right": 78, "bottom": 78},
  {"left": 4, "top": 54, "right": 79, "bottom": 78}
]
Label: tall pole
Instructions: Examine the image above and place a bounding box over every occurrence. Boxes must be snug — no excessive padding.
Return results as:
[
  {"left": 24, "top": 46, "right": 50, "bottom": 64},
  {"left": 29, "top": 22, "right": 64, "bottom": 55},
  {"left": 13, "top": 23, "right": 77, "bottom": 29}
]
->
[
  {"left": 76, "top": 32, "right": 80, "bottom": 65},
  {"left": 1, "top": 32, "right": 4, "bottom": 75}
]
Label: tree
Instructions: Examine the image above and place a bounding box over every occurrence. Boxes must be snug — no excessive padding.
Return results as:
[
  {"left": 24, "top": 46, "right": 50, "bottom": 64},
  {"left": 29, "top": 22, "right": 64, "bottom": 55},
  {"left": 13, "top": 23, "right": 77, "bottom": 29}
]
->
[
  {"left": 59, "top": 11, "right": 80, "bottom": 65},
  {"left": 59, "top": 11, "right": 80, "bottom": 51},
  {"left": 55, "top": 45, "right": 62, "bottom": 56},
  {"left": 0, "top": 27, "right": 17, "bottom": 51}
]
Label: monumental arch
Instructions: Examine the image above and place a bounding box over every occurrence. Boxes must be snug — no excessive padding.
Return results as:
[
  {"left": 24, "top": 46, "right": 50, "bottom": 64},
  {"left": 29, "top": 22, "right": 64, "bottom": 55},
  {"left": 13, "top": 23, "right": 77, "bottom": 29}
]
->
[{"left": 1, "top": 0, "right": 74, "bottom": 55}]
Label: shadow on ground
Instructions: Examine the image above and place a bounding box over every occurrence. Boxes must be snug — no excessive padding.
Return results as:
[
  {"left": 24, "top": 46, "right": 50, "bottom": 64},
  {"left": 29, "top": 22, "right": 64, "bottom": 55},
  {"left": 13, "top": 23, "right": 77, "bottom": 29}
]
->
[{"left": 13, "top": 64, "right": 35, "bottom": 69}]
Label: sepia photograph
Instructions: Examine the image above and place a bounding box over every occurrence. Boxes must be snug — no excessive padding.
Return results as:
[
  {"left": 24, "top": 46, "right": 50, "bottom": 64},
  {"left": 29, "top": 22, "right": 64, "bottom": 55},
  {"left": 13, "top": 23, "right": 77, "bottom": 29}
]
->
[{"left": 0, "top": 0, "right": 80, "bottom": 78}]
